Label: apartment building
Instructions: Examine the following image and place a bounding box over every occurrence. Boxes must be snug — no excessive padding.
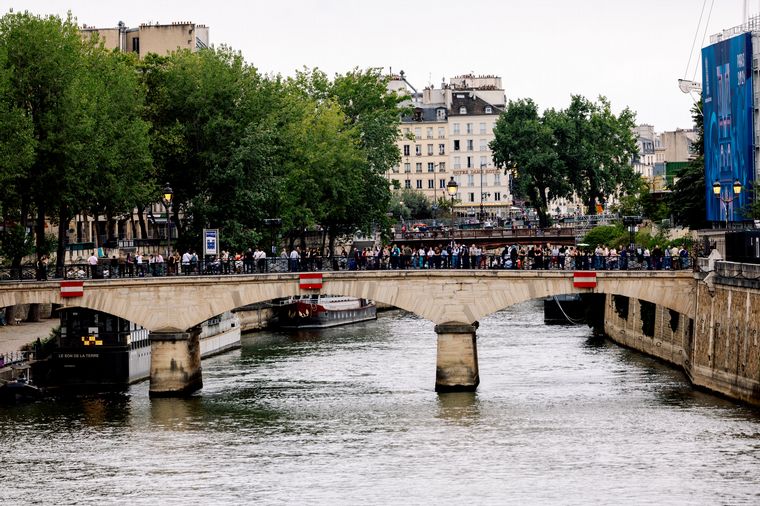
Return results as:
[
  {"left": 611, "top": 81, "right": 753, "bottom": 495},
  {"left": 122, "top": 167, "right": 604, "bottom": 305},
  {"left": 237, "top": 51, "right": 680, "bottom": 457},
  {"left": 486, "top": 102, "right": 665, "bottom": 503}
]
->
[
  {"left": 388, "top": 74, "right": 510, "bottom": 220},
  {"left": 80, "top": 21, "right": 209, "bottom": 58}
]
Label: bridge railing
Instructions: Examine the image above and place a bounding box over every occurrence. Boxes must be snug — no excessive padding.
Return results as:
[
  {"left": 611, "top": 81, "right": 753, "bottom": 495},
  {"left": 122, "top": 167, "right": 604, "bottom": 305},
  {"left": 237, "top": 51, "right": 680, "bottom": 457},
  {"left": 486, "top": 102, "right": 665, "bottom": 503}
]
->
[
  {"left": 391, "top": 227, "right": 576, "bottom": 243},
  {"left": 0, "top": 253, "right": 693, "bottom": 282}
]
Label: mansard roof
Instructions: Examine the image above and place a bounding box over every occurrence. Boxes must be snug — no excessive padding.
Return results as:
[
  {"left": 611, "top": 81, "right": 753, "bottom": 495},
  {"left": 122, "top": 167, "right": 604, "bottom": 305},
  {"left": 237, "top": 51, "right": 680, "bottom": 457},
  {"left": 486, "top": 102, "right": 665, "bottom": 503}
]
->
[{"left": 450, "top": 93, "right": 502, "bottom": 116}]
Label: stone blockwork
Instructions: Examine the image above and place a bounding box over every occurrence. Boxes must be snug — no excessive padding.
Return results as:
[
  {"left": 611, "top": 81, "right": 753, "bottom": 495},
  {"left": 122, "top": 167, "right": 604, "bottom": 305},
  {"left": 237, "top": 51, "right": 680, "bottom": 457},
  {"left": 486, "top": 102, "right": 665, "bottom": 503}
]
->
[
  {"left": 690, "top": 278, "right": 760, "bottom": 405},
  {"left": 604, "top": 294, "right": 692, "bottom": 368},
  {"left": 604, "top": 265, "right": 760, "bottom": 406}
]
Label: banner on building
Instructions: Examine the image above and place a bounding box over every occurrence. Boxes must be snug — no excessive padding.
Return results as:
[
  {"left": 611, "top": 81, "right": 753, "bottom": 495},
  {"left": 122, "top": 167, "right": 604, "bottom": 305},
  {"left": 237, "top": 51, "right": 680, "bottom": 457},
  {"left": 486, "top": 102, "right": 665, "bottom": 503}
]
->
[{"left": 702, "top": 32, "right": 754, "bottom": 222}]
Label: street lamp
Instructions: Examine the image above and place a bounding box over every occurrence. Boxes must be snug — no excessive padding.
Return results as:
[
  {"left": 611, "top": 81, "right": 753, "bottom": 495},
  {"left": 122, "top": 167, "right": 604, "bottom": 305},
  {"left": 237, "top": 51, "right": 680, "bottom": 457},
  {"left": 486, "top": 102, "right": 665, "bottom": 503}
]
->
[
  {"left": 161, "top": 183, "right": 173, "bottom": 270},
  {"left": 479, "top": 162, "right": 486, "bottom": 221},
  {"left": 447, "top": 177, "right": 458, "bottom": 245},
  {"left": 712, "top": 179, "right": 742, "bottom": 228}
]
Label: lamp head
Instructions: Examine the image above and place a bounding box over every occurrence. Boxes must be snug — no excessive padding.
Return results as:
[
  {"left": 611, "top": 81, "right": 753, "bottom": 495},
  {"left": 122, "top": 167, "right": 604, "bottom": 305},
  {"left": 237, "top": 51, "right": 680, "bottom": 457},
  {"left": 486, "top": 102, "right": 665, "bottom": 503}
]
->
[
  {"left": 712, "top": 180, "right": 721, "bottom": 196},
  {"left": 733, "top": 179, "right": 743, "bottom": 195},
  {"left": 446, "top": 177, "right": 458, "bottom": 196},
  {"left": 162, "top": 183, "right": 173, "bottom": 205}
]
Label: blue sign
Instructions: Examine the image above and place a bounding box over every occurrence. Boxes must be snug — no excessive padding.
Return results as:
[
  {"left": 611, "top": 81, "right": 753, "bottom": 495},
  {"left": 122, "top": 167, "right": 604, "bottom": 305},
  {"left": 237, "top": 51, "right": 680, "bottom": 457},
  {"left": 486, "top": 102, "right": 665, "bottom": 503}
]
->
[
  {"left": 702, "top": 32, "right": 754, "bottom": 222},
  {"left": 203, "top": 229, "right": 219, "bottom": 256}
]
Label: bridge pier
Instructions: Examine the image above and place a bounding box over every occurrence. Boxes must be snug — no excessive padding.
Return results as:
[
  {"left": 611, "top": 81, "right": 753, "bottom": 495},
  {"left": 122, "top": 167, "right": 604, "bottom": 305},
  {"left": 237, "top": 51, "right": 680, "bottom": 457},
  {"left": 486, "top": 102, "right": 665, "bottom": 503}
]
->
[
  {"left": 434, "top": 322, "right": 480, "bottom": 392},
  {"left": 149, "top": 328, "right": 203, "bottom": 398}
]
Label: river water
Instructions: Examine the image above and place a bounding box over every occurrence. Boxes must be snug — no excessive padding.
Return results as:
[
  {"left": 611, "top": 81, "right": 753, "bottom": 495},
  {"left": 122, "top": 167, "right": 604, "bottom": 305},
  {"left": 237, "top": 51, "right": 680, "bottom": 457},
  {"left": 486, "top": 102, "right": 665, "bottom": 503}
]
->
[{"left": 1, "top": 302, "right": 759, "bottom": 505}]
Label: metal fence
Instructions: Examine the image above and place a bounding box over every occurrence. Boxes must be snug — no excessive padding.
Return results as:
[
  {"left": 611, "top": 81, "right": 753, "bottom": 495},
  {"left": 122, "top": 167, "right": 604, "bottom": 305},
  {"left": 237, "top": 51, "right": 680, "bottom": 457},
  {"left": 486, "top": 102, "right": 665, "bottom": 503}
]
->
[{"left": 0, "top": 253, "right": 694, "bottom": 282}]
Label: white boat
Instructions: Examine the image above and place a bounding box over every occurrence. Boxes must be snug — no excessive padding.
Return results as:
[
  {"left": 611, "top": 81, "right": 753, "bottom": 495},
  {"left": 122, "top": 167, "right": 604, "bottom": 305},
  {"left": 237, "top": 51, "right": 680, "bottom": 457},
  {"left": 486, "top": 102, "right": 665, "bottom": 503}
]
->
[{"left": 273, "top": 295, "right": 377, "bottom": 329}]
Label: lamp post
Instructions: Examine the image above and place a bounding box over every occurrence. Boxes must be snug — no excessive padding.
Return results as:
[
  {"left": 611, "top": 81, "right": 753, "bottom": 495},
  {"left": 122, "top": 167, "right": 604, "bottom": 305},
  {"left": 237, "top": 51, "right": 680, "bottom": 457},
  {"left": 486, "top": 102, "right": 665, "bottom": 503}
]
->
[
  {"left": 447, "top": 177, "right": 458, "bottom": 246},
  {"left": 712, "top": 179, "right": 743, "bottom": 229},
  {"left": 161, "top": 183, "right": 173, "bottom": 274},
  {"left": 479, "top": 162, "right": 486, "bottom": 221}
]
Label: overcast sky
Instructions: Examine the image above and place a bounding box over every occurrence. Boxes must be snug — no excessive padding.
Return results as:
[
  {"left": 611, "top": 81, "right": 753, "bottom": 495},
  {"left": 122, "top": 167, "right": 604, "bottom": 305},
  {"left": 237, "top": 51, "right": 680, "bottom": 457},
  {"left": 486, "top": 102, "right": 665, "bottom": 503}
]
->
[{"left": 6, "top": 0, "right": 754, "bottom": 131}]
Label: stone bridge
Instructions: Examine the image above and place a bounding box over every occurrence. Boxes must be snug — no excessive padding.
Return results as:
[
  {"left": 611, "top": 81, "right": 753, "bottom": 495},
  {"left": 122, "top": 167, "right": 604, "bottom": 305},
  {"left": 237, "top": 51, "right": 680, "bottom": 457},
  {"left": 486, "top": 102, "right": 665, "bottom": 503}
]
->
[{"left": 0, "top": 270, "right": 696, "bottom": 395}]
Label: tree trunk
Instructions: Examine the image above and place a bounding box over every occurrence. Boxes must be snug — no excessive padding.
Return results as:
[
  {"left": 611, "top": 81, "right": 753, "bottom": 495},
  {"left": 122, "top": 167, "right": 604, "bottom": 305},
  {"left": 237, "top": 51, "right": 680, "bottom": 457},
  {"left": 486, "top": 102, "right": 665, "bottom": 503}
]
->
[
  {"left": 56, "top": 203, "right": 70, "bottom": 276},
  {"left": 138, "top": 206, "right": 148, "bottom": 239},
  {"left": 35, "top": 204, "right": 46, "bottom": 280}
]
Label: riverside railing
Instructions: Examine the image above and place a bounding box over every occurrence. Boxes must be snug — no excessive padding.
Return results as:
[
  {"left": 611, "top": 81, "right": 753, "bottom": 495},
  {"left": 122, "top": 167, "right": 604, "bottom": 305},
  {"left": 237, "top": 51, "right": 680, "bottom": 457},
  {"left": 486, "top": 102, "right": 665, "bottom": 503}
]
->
[{"left": 0, "top": 253, "right": 693, "bottom": 282}]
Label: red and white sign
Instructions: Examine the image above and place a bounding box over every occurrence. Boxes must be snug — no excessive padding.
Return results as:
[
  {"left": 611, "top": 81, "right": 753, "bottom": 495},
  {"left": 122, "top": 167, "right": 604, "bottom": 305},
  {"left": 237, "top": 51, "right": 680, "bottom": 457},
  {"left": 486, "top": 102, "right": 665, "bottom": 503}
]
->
[
  {"left": 299, "top": 273, "right": 323, "bottom": 290},
  {"left": 60, "top": 280, "right": 84, "bottom": 298},
  {"left": 573, "top": 271, "right": 597, "bottom": 288}
]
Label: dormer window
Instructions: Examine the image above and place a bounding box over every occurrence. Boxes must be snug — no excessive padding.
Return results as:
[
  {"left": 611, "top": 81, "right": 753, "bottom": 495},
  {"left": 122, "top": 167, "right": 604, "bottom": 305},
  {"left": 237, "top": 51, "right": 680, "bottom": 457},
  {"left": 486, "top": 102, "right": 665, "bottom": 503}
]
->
[
  {"left": 436, "top": 108, "right": 446, "bottom": 120},
  {"left": 459, "top": 106, "right": 467, "bottom": 114},
  {"left": 485, "top": 106, "right": 492, "bottom": 114}
]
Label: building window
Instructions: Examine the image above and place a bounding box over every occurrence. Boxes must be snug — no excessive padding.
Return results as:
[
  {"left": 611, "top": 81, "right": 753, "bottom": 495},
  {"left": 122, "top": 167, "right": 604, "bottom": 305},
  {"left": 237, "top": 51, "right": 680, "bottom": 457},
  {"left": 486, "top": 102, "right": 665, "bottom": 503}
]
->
[
  {"left": 416, "top": 163, "right": 422, "bottom": 172},
  {"left": 416, "top": 179, "right": 423, "bottom": 189},
  {"left": 453, "top": 123, "right": 460, "bottom": 134},
  {"left": 427, "top": 144, "right": 434, "bottom": 155},
  {"left": 469, "top": 192, "right": 475, "bottom": 202},
  {"left": 132, "top": 37, "right": 140, "bottom": 53},
  {"left": 428, "top": 162, "right": 435, "bottom": 172},
  {"left": 415, "top": 144, "right": 422, "bottom": 156},
  {"left": 467, "top": 139, "right": 474, "bottom": 151},
  {"left": 494, "top": 192, "right": 501, "bottom": 201},
  {"left": 466, "top": 123, "right": 473, "bottom": 134},
  {"left": 480, "top": 139, "right": 488, "bottom": 151},
  {"left": 428, "top": 179, "right": 434, "bottom": 189},
  {"left": 453, "top": 156, "right": 461, "bottom": 169},
  {"left": 437, "top": 109, "right": 446, "bottom": 121},
  {"left": 404, "top": 180, "right": 411, "bottom": 189},
  {"left": 438, "top": 162, "right": 446, "bottom": 172},
  {"left": 453, "top": 140, "right": 460, "bottom": 151},
  {"left": 466, "top": 156, "right": 472, "bottom": 168},
  {"left": 439, "top": 179, "right": 446, "bottom": 189},
  {"left": 439, "top": 144, "right": 445, "bottom": 155},
  {"left": 467, "top": 174, "right": 474, "bottom": 186},
  {"left": 485, "top": 106, "right": 492, "bottom": 114},
  {"left": 404, "top": 127, "right": 410, "bottom": 136},
  {"left": 404, "top": 163, "right": 411, "bottom": 173},
  {"left": 414, "top": 127, "right": 421, "bottom": 139},
  {"left": 494, "top": 173, "right": 501, "bottom": 185},
  {"left": 480, "top": 122, "right": 486, "bottom": 134},
  {"left": 459, "top": 106, "right": 467, "bottom": 114},
  {"left": 426, "top": 127, "right": 433, "bottom": 139},
  {"left": 480, "top": 156, "right": 487, "bottom": 167},
  {"left": 403, "top": 145, "right": 410, "bottom": 156},
  {"left": 438, "top": 127, "right": 445, "bottom": 138}
]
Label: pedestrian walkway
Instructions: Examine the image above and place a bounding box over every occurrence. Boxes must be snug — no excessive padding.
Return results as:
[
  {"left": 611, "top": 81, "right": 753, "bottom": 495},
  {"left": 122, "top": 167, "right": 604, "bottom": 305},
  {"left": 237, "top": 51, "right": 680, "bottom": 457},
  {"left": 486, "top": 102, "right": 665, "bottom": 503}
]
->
[{"left": 0, "top": 319, "right": 57, "bottom": 356}]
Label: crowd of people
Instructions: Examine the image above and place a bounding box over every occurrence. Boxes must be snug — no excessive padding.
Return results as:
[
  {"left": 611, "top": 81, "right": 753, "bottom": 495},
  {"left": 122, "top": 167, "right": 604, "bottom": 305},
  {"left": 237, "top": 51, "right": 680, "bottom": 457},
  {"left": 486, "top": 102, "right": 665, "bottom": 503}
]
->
[{"left": 57, "top": 241, "right": 691, "bottom": 279}]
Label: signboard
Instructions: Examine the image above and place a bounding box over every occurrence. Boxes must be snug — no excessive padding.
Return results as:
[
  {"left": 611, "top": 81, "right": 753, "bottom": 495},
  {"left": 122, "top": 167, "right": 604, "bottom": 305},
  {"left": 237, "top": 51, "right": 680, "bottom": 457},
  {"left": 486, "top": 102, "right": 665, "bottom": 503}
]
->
[
  {"left": 573, "top": 272, "right": 597, "bottom": 289},
  {"left": 299, "top": 273, "right": 323, "bottom": 290},
  {"left": 702, "top": 32, "right": 754, "bottom": 222},
  {"left": 203, "top": 229, "right": 219, "bottom": 256},
  {"left": 60, "top": 280, "right": 84, "bottom": 298}
]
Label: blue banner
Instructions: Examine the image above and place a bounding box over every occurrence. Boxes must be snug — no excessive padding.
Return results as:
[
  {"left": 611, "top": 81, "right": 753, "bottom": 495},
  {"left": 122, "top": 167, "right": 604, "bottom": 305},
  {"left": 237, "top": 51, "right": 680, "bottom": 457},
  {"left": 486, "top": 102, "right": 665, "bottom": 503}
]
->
[{"left": 702, "top": 32, "right": 754, "bottom": 222}]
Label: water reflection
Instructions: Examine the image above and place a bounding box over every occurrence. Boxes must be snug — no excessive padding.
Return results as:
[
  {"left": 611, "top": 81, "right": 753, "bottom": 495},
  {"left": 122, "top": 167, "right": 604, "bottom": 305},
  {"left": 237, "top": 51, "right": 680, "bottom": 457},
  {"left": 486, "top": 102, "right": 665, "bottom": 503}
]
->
[{"left": 436, "top": 392, "right": 480, "bottom": 425}]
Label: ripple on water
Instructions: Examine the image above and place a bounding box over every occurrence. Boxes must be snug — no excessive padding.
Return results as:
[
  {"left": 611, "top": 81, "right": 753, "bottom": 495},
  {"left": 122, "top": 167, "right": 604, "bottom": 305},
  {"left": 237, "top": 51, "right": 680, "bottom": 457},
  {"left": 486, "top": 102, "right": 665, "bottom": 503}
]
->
[{"left": 1, "top": 302, "right": 759, "bottom": 504}]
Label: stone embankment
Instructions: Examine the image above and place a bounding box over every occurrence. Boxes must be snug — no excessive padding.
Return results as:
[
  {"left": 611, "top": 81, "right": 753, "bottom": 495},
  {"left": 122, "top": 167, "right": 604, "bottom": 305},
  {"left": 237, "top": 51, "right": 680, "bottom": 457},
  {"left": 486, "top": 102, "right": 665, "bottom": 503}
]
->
[{"left": 604, "top": 255, "right": 760, "bottom": 406}]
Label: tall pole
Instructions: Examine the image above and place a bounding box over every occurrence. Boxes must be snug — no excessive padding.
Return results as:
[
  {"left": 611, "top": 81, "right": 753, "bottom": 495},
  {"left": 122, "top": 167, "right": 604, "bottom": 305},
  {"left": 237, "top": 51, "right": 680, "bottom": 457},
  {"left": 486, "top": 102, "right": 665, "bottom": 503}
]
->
[{"left": 480, "top": 163, "right": 484, "bottom": 221}]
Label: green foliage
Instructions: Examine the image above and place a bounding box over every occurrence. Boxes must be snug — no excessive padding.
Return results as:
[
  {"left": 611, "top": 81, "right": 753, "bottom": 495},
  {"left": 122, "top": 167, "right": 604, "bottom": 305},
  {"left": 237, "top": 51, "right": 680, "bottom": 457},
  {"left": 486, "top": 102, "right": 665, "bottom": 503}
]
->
[
  {"left": 0, "top": 224, "right": 33, "bottom": 262},
  {"left": 392, "top": 189, "right": 433, "bottom": 220},
  {"left": 491, "top": 95, "right": 638, "bottom": 226},
  {"left": 583, "top": 225, "right": 628, "bottom": 248},
  {"left": 667, "top": 101, "right": 706, "bottom": 228},
  {"left": 0, "top": 14, "right": 404, "bottom": 257}
]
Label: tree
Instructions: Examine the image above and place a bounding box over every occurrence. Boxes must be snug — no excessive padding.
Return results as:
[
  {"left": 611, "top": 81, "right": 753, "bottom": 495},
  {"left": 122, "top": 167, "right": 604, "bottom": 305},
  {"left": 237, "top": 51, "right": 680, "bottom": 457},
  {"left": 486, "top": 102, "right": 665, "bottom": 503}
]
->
[
  {"left": 491, "top": 99, "right": 569, "bottom": 227},
  {"left": 552, "top": 95, "right": 639, "bottom": 214},
  {"left": 668, "top": 101, "right": 708, "bottom": 228}
]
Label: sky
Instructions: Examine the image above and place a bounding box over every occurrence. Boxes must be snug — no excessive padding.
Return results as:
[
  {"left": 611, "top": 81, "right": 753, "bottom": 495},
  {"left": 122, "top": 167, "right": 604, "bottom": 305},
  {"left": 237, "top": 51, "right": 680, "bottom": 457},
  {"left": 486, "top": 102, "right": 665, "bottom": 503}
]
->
[{"left": 5, "top": 0, "right": 755, "bottom": 131}]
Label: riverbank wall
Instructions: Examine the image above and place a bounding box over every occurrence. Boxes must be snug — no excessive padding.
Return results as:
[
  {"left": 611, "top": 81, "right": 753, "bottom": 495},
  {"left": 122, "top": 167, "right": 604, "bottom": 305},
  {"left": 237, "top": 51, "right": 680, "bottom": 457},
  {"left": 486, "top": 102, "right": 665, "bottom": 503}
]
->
[{"left": 604, "top": 260, "right": 760, "bottom": 407}]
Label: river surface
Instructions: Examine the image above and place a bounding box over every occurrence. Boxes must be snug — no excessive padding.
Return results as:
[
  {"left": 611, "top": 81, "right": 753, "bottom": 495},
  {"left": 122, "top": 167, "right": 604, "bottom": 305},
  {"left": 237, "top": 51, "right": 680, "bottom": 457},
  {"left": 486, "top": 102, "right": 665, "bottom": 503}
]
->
[{"left": 1, "top": 302, "right": 759, "bottom": 505}]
